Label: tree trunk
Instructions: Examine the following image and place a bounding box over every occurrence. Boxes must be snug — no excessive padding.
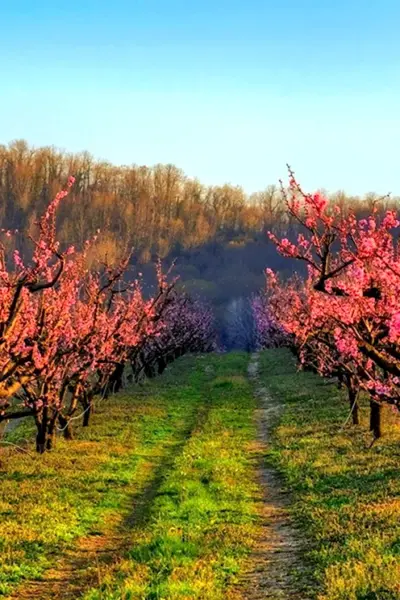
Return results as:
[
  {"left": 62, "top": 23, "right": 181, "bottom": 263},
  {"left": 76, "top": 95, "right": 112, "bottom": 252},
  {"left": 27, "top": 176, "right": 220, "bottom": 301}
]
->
[
  {"left": 370, "top": 401, "right": 382, "bottom": 439},
  {"left": 35, "top": 406, "right": 48, "bottom": 454},
  {"left": 46, "top": 412, "right": 58, "bottom": 451},
  {"left": 348, "top": 387, "right": 359, "bottom": 425},
  {"left": 109, "top": 363, "right": 124, "bottom": 394},
  {"left": 58, "top": 413, "right": 74, "bottom": 440},
  {"left": 144, "top": 363, "right": 155, "bottom": 378},
  {"left": 83, "top": 404, "right": 91, "bottom": 427},
  {"left": 157, "top": 357, "right": 166, "bottom": 375},
  {"left": 82, "top": 391, "right": 94, "bottom": 427}
]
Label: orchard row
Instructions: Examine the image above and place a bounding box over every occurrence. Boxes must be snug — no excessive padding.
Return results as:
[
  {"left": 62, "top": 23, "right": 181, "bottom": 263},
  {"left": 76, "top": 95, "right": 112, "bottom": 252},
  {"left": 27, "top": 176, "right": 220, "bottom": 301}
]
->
[
  {"left": 253, "top": 168, "right": 400, "bottom": 439},
  {"left": 0, "top": 178, "right": 214, "bottom": 453}
]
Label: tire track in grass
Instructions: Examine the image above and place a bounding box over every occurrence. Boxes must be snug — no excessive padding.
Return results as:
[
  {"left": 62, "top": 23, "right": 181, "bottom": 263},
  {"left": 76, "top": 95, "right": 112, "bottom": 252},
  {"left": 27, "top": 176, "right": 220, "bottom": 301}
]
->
[
  {"left": 236, "top": 353, "right": 312, "bottom": 600},
  {"left": 4, "top": 390, "right": 209, "bottom": 600},
  {"left": 80, "top": 352, "right": 259, "bottom": 600}
]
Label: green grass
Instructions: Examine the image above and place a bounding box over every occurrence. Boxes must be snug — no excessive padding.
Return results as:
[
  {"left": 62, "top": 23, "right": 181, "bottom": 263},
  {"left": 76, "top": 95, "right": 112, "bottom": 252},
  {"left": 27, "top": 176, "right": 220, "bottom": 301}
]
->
[
  {"left": 82, "top": 352, "right": 258, "bottom": 600},
  {"left": 10, "top": 348, "right": 397, "bottom": 600},
  {"left": 259, "top": 348, "right": 400, "bottom": 600},
  {"left": 0, "top": 359, "right": 208, "bottom": 597},
  {"left": 0, "top": 353, "right": 259, "bottom": 599}
]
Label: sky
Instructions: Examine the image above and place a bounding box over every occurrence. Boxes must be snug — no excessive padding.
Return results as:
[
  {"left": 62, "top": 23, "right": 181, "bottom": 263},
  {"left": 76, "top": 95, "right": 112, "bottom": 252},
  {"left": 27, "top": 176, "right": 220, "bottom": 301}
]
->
[{"left": 1, "top": 0, "right": 400, "bottom": 196}]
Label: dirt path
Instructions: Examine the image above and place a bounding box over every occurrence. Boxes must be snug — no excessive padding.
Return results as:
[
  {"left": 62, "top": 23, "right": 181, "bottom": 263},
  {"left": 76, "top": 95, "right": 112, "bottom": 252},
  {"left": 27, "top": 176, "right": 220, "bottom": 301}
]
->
[
  {"left": 236, "top": 353, "right": 311, "bottom": 600},
  {"left": 6, "top": 406, "right": 210, "bottom": 600},
  {"left": 4, "top": 357, "right": 312, "bottom": 600}
]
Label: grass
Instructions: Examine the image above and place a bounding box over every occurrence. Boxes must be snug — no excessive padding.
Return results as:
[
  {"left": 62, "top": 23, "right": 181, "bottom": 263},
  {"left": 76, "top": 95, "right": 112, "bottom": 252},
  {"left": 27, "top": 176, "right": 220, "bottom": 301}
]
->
[
  {"left": 82, "top": 352, "right": 258, "bottom": 600},
  {"left": 0, "top": 353, "right": 259, "bottom": 599},
  {"left": 259, "top": 348, "right": 400, "bottom": 600},
  {"left": 0, "top": 359, "right": 206, "bottom": 597},
  {"left": 9, "top": 348, "right": 397, "bottom": 600}
]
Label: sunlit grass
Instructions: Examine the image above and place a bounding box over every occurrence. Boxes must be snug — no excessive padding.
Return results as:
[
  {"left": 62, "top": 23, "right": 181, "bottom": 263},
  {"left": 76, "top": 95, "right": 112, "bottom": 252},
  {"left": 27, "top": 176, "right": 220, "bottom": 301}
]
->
[
  {"left": 260, "top": 348, "right": 400, "bottom": 600},
  {"left": 0, "top": 353, "right": 261, "bottom": 599},
  {"left": 82, "top": 352, "right": 259, "bottom": 600},
  {"left": 0, "top": 360, "right": 206, "bottom": 597}
]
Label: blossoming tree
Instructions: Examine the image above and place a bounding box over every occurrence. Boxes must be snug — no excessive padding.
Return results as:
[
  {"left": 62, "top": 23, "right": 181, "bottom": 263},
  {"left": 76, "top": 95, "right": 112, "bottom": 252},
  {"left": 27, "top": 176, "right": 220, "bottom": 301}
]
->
[
  {"left": 0, "top": 180, "right": 216, "bottom": 452},
  {"left": 264, "top": 167, "right": 400, "bottom": 437}
]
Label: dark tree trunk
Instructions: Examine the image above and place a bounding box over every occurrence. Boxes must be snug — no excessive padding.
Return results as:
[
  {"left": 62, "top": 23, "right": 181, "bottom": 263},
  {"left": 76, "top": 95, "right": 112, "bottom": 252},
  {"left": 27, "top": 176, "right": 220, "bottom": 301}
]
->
[
  {"left": 157, "top": 357, "right": 167, "bottom": 375},
  {"left": 83, "top": 403, "right": 91, "bottom": 427},
  {"left": 35, "top": 406, "right": 48, "bottom": 454},
  {"left": 46, "top": 412, "right": 58, "bottom": 451},
  {"left": 348, "top": 387, "right": 359, "bottom": 425},
  {"left": 58, "top": 413, "right": 74, "bottom": 440},
  {"left": 144, "top": 363, "right": 156, "bottom": 378},
  {"left": 109, "top": 363, "right": 124, "bottom": 394},
  {"left": 370, "top": 401, "right": 383, "bottom": 439},
  {"left": 82, "top": 391, "right": 94, "bottom": 427}
]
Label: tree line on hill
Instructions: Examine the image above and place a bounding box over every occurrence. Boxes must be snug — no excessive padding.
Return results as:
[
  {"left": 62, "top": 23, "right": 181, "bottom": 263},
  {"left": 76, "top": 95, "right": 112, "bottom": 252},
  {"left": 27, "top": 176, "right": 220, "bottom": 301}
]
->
[
  {"left": 2, "top": 139, "right": 397, "bottom": 266},
  {"left": 2, "top": 139, "right": 399, "bottom": 349}
]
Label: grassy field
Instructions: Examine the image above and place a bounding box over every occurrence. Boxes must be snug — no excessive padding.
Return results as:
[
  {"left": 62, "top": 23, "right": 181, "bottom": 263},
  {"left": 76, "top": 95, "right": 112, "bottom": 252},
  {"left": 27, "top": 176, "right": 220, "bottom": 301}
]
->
[
  {"left": 82, "top": 352, "right": 258, "bottom": 599},
  {"left": 0, "top": 353, "right": 259, "bottom": 599},
  {"left": 260, "top": 349, "right": 400, "bottom": 600},
  {"left": 3, "top": 349, "right": 400, "bottom": 600}
]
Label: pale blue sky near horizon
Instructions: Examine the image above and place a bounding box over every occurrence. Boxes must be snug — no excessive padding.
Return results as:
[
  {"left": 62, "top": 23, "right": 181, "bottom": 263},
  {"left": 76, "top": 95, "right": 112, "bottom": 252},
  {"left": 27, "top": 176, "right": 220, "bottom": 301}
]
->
[{"left": 1, "top": 0, "right": 400, "bottom": 196}]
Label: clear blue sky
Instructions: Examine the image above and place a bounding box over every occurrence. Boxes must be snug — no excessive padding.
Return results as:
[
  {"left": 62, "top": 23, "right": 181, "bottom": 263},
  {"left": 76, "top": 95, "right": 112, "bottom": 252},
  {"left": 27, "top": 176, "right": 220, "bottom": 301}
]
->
[{"left": 1, "top": 0, "right": 400, "bottom": 195}]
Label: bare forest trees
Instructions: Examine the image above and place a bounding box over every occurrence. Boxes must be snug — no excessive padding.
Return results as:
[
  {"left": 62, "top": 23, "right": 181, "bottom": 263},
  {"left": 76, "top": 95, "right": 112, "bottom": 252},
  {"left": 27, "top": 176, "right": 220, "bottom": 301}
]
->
[{"left": 0, "top": 142, "right": 265, "bottom": 262}]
